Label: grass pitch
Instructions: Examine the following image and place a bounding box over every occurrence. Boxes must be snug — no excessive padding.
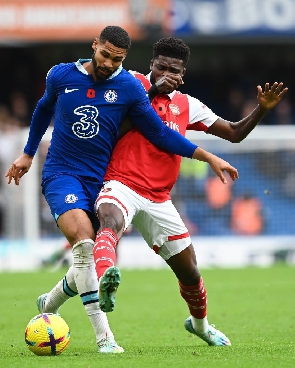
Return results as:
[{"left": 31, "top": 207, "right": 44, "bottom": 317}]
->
[{"left": 0, "top": 265, "right": 294, "bottom": 368}]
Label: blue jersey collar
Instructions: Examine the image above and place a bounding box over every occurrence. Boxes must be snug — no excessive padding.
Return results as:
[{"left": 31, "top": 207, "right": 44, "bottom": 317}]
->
[{"left": 75, "top": 59, "right": 123, "bottom": 80}]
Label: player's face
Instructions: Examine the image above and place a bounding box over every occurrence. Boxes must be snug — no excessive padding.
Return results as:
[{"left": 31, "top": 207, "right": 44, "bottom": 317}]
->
[
  {"left": 91, "top": 39, "right": 127, "bottom": 81},
  {"left": 150, "top": 55, "right": 186, "bottom": 89}
]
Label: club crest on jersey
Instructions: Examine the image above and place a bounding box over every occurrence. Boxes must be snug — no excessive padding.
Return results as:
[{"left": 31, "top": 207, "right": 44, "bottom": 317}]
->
[
  {"left": 169, "top": 104, "right": 180, "bottom": 116},
  {"left": 104, "top": 90, "right": 117, "bottom": 103},
  {"left": 65, "top": 194, "right": 78, "bottom": 204}
]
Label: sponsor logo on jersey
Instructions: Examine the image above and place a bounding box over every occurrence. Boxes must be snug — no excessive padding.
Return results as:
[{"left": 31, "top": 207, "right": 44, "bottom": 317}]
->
[
  {"left": 169, "top": 104, "right": 180, "bottom": 116},
  {"left": 73, "top": 105, "right": 99, "bottom": 139},
  {"left": 65, "top": 194, "right": 78, "bottom": 203},
  {"left": 164, "top": 120, "right": 180, "bottom": 132},
  {"left": 65, "top": 87, "right": 79, "bottom": 93},
  {"left": 104, "top": 89, "right": 118, "bottom": 103}
]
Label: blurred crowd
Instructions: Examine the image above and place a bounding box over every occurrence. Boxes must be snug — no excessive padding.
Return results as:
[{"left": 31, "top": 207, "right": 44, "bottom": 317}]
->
[{"left": 0, "top": 92, "right": 30, "bottom": 236}]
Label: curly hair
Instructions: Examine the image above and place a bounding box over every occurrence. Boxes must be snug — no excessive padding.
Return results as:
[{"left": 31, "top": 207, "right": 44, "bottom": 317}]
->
[
  {"left": 153, "top": 37, "right": 190, "bottom": 65},
  {"left": 99, "top": 26, "right": 131, "bottom": 51}
]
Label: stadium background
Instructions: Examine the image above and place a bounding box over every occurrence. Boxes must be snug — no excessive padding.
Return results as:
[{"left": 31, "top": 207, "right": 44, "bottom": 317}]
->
[{"left": 0, "top": 0, "right": 295, "bottom": 270}]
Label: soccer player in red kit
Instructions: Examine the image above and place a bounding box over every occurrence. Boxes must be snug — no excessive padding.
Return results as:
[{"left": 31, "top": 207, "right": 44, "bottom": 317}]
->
[
  {"left": 37, "top": 38, "right": 287, "bottom": 348},
  {"left": 93, "top": 38, "right": 287, "bottom": 346}
]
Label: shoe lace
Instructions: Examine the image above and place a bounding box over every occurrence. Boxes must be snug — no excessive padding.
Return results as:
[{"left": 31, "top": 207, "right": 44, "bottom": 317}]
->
[
  {"left": 201, "top": 324, "right": 217, "bottom": 342},
  {"left": 98, "top": 337, "right": 117, "bottom": 348}
]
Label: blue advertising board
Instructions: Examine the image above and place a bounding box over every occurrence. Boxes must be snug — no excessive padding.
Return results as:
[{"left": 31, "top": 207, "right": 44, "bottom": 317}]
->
[{"left": 170, "top": 0, "right": 295, "bottom": 37}]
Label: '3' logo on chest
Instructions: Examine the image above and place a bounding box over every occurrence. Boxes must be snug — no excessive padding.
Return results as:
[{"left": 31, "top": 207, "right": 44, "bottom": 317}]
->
[{"left": 72, "top": 105, "right": 99, "bottom": 139}]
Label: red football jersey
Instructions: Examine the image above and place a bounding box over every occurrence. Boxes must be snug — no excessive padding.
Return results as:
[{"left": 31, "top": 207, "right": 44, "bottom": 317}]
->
[{"left": 104, "top": 72, "right": 219, "bottom": 202}]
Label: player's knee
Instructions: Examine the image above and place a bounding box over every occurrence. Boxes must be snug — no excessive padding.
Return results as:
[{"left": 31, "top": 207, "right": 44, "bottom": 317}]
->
[
  {"left": 100, "top": 216, "right": 123, "bottom": 234},
  {"left": 98, "top": 203, "right": 124, "bottom": 233},
  {"left": 64, "top": 230, "right": 95, "bottom": 246}
]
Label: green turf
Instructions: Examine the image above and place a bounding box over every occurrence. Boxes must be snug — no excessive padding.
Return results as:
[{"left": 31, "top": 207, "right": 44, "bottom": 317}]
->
[{"left": 0, "top": 265, "right": 294, "bottom": 367}]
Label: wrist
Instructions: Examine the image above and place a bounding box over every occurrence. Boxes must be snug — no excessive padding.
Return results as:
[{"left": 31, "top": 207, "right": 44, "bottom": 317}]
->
[
  {"left": 148, "top": 85, "right": 159, "bottom": 102},
  {"left": 192, "top": 147, "right": 215, "bottom": 163},
  {"left": 257, "top": 104, "right": 268, "bottom": 115}
]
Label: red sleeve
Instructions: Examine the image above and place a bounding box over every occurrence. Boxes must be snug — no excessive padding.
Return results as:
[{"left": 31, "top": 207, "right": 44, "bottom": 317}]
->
[{"left": 129, "top": 70, "right": 151, "bottom": 92}]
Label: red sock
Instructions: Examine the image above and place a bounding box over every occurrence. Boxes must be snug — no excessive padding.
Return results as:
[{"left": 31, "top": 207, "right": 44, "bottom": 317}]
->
[
  {"left": 178, "top": 277, "right": 207, "bottom": 319},
  {"left": 93, "top": 228, "right": 118, "bottom": 279}
]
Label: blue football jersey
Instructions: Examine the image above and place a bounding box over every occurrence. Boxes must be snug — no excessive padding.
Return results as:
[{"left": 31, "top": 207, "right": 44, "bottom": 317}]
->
[{"left": 24, "top": 59, "right": 197, "bottom": 184}]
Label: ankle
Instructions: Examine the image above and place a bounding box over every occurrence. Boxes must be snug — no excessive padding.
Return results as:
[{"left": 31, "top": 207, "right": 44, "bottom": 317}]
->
[{"left": 191, "top": 316, "right": 209, "bottom": 334}]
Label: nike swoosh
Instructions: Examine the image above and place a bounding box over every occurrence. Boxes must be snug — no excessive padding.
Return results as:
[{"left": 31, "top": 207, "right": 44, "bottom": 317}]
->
[{"left": 65, "top": 88, "right": 79, "bottom": 93}]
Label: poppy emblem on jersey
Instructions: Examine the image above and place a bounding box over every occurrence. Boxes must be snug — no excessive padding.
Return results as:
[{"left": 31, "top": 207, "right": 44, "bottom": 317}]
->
[
  {"left": 104, "top": 90, "right": 117, "bottom": 103},
  {"left": 87, "top": 89, "right": 95, "bottom": 98},
  {"left": 155, "top": 102, "right": 166, "bottom": 116},
  {"left": 65, "top": 194, "right": 78, "bottom": 204},
  {"left": 169, "top": 104, "right": 180, "bottom": 116}
]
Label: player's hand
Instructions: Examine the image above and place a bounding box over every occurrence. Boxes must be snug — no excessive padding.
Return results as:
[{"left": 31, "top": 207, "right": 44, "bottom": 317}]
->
[
  {"left": 192, "top": 147, "right": 238, "bottom": 184},
  {"left": 257, "top": 82, "right": 288, "bottom": 110},
  {"left": 155, "top": 74, "right": 184, "bottom": 94},
  {"left": 5, "top": 153, "right": 33, "bottom": 185},
  {"left": 209, "top": 157, "right": 239, "bottom": 184}
]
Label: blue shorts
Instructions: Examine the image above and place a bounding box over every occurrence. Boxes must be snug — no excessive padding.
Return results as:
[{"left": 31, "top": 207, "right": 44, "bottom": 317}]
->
[{"left": 42, "top": 174, "right": 101, "bottom": 231}]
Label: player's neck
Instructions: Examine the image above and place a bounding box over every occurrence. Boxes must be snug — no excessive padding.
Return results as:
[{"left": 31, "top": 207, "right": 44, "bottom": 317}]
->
[{"left": 83, "top": 60, "right": 93, "bottom": 76}]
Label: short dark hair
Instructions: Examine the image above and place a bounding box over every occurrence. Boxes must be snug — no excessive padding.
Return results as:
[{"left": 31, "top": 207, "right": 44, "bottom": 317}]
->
[
  {"left": 99, "top": 26, "right": 131, "bottom": 51},
  {"left": 152, "top": 37, "right": 190, "bottom": 65}
]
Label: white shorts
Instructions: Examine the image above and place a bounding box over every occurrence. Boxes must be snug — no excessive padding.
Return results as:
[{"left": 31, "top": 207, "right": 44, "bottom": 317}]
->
[{"left": 95, "top": 180, "right": 192, "bottom": 260}]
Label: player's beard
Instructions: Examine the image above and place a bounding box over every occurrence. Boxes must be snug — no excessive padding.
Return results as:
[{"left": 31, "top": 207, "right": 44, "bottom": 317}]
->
[
  {"left": 150, "top": 73, "right": 156, "bottom": 86},
  {"left": 92, "top": 56, "right": 113, "bottom": 80}
]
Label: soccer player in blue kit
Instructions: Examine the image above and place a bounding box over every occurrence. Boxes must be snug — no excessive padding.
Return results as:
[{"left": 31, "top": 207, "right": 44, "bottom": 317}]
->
[{"left": 5, "top": 26, "right": 238, "bottom": 353}]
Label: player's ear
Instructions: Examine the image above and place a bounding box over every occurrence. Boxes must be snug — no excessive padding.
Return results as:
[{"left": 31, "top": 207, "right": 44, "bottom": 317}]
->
[
  {"left": 150, "top": 59, "right": 154, "bottom": 71},
  {"left": 182, "top": 68, "right": 186, "bottom": 77},
  {"left": 92, "top": 38, "right": 99, "bottom": 52}
]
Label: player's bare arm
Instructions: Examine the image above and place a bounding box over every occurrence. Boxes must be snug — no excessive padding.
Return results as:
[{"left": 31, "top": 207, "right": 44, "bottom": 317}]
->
[
  {"left": 207, "top": 81, "right": 288, "bottom": 143},
  {"left": 5, "top": 153, "right": 33, "bottom": 186},
  {"left": 118, "top": 116, "right": 134, "bottom": 139},
  {"left": 192, "top": 147, "right": 238, "bottom": 184}
]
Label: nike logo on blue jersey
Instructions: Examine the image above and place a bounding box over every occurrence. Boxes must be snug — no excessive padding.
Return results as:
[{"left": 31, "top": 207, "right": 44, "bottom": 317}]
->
[{"left": 65, "top": 88, "right": 79, "bottom": 93}]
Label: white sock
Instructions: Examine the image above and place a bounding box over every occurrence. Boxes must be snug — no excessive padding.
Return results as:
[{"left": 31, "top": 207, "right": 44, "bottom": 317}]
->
[
  {"left": 191, "top": 316, "right": 209, "bottom": 334},
  {"left": 85, "top": 305, "right": 114, "bottom": 343},
  {"left": 44, "top": 266, "right": 78, "bottom": 313},
  {"left": 72, "top": 239, "right": 113, "bottom": 344}
]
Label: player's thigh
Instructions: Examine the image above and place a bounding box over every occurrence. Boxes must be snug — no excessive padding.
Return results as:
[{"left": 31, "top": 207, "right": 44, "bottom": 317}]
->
[
  {"left": 95, "top": 180, "right": 146, "bottom": 231},
  {"left": 132, "top": 200, "right": 192, "bottom": 260},
  {"left": 42, "top": 174, "right": 97, "bottom": 243}
]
